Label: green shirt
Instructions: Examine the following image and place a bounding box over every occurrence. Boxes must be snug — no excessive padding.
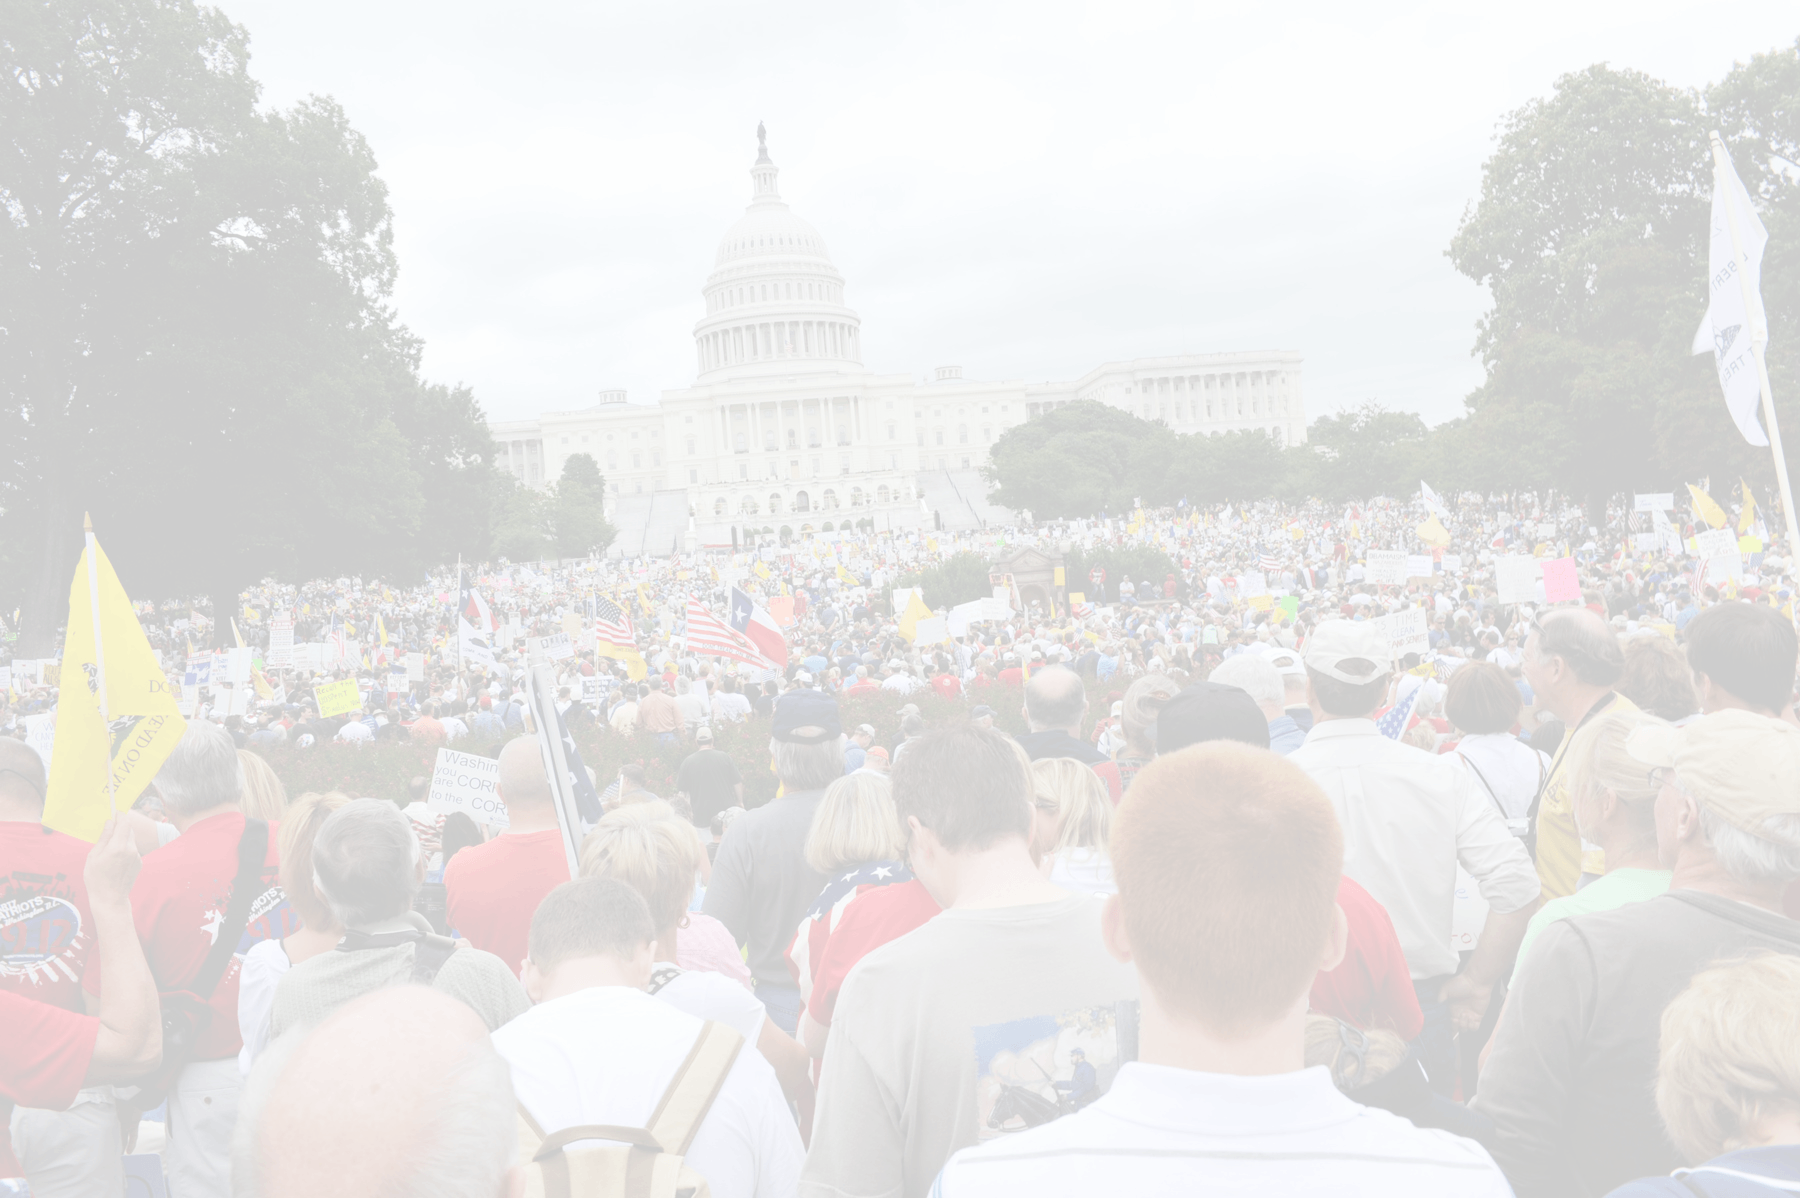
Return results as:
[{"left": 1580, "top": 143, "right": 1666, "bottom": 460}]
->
[{"left": 1515, "top": 867, "right": 1672, "bottom": 968}]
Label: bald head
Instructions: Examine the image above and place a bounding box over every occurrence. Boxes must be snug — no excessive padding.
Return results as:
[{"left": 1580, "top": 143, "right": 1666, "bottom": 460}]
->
[
  {"left": 1024, "top": 665, "right": 1088, "bottom": 733},
  {"left": 497, "top": 735, "right": 553, "bottom": 810},
  {"left": 0, "top": 737, "right": 48, "bottom": 818},
  {"left": 238, "top": 986, "right": 518, "bottom": 1198},
  {"left": 1529, "top": 608, "right": 1623, "bottom": 687}
]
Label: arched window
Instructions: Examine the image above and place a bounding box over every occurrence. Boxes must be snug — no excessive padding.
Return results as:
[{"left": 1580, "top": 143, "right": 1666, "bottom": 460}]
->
[
  {"left": 795, "top": 491, "right": 811, "bottom": 513},
  {"left": 850, "top": 486, "right": 864, "bottom": 507},
  {"left": 713, "top": 498, "right": 726, "bottom": 516},
  {"left": 822, "top": 489, "right": 839, "bottom": 510},
  {"left": 740, "top": 496, "right": 759, "bottom": 515},
  {"left": 877, "top": 484, "right": 891, "bottom": 505},
  {"left": 769, "top": 493, "right": 783, "bottom": 515}
]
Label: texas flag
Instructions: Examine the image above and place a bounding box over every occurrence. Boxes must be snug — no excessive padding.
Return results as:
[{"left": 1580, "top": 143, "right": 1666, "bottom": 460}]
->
[{"left": 730, "top": 586, "right": 789, "bottom": 669}]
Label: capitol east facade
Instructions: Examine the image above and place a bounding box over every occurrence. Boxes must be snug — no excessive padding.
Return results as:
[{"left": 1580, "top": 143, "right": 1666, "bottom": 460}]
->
[{"left": 490, "top": 129, "right": 1307, "bottom": 557}]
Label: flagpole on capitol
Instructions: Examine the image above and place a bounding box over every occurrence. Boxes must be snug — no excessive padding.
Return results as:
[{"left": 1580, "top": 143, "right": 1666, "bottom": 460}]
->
[
  {"left": 83, "top": 513, "right": 120, "bottom": 815},
  {"left": 1710, "top": 130, "right": 1800, "bottom": 567}
]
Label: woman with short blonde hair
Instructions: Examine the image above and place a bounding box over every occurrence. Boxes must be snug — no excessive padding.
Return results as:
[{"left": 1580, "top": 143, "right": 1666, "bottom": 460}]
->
[
  {"left": 1653, "top": 952, "right": 1800, "bottom": 1171},
  {"left": 802, "top": 771, "right": 903, "bottom": 875},
  {"left": 1030, "top": 757, "right": 1114, "bottom": 896},
  {"left": 580, "top": 800, "right": 814, "bottom": 1111},
  {"left": 238, "top": 749, "right": 288, "bottom": 822}
]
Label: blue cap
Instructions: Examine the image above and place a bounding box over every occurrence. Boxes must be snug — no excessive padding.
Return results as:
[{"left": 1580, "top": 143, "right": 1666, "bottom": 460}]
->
[{"left": 772, "top": 689, "right": 842, "bottom": 744}]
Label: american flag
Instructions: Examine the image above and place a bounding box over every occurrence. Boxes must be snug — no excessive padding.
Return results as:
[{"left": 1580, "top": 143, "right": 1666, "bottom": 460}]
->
[
  {"left": 593, "top": 594, "right": 635, "bottom": 651},
  {"left": 1376, "top": 679, "right": 1422, "bottom": 740},
  {"left": 1259, "top": 551, "right": 1282, "bottom": 572},
  {"left": 684, "top": 595, "right": 778, "bottom": 669}
]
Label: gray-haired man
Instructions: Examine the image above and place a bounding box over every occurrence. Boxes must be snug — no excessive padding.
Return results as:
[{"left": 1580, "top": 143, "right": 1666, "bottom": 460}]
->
[{"left": 266, "top": 799, "right": 527, "bottom": 1043}]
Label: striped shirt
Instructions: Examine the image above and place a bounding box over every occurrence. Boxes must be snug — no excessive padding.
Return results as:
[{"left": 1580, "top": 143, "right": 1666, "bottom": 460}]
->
[{"left": 931, "top": 1062, "right": 1511, "bottom": 1198}]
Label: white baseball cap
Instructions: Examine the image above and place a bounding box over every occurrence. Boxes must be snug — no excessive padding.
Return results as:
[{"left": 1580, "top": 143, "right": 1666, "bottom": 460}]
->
[{"left": 1302, "top": 620, "right": 1394, "bottom": 684}]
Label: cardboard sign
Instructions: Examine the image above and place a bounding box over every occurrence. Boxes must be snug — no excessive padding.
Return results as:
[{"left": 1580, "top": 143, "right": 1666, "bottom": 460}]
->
[
  {"left": 1540, "top": 557, "right": 1581, "bottom": 604},
  {"left": 1365, "top": 550, "right": 1408, "bottom": 586},
  {"left": 527, "top": 632, "right": 574, "bottom": 661},
  {"left": 1634, "top": 493, "right": 1674, "bottom": 512},
  {"left": 406, "top": 650, "right": 426, "bottom": 682},
  {"left": 427, "top": 748, "right": 508, "bottom": 828},
  {"left": 313, "top": 677, "right": 362, "bottom": 718},
  {"left": 1496, "top": 555, "right": 1542, "bottom": 604},
  {"left": 1372, "top": 607, "right": 1431, "bottom": 658}
]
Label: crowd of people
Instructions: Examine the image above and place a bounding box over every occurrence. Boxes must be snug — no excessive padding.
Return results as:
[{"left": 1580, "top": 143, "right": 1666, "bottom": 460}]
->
[{"left": 4, "top": 487, "right": 1800, "bottom": 1196}]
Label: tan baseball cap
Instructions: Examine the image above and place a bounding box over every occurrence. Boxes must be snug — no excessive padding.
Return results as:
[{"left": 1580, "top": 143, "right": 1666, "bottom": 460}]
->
[
  {"left": 1302, "top": 620, "right": 1394, "bottom": 685},
  {"left": 1627, "top": 709, "right": 1800, "bottom": 839}
]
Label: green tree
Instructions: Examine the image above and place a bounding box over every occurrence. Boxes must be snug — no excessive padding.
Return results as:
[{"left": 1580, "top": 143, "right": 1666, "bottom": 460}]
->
[
  {"left": 896, "top": 551, "right": 993, "bottom": 610},
  {"left": 986, "top": 401, "right": 1176, "bottom": 518},
  {"left": 1297, "top": 405, "right": 1432, "bottom": 502},
  {"left": 489, "top": 477, "right": 550, "bottom": 562},
  {"left": 558, "top": 455, "right": 608, "bottom": 496}
]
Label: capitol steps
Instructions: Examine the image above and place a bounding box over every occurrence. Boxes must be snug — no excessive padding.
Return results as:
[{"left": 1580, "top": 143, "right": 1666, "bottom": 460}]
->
[
  {"left": 607, "top": 490, "right": 692, "bottom": 559},
  {"left": 916, "top": 469, "right": 1013, "bottom": 532}
]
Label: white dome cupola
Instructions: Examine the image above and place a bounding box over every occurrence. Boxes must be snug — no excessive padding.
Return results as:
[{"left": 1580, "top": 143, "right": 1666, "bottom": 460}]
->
[{"left": 693, "top": 124, "right": 862, "bottom": 382}]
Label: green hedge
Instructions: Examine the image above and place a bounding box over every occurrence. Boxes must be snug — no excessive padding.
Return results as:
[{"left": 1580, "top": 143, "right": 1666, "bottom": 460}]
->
[{"left": 250, "top": 678, "right": 1131, "bottom": 810}]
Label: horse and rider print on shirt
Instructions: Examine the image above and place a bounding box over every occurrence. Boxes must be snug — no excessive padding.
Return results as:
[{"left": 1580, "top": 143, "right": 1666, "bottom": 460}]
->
[{"left": 973, "top": 1002, "right": 1137, "bottom": 1138}]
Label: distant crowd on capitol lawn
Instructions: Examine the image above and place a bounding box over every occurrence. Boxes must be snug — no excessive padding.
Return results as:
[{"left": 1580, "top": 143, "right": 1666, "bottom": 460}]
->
[{"left": 4, "top": 491, "right": 1800, "bottom": 1197}]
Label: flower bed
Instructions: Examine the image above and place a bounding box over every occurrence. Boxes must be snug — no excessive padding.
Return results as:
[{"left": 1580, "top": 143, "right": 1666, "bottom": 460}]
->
[{"left": 253, "top": 676, "right": 1137, "bottom": 805}]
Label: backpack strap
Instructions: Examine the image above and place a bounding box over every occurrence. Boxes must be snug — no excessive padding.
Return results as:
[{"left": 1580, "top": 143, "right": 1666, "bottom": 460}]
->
[
  {"left": 194, "top": 818, "right": 270, "bottom": 999},
  {"left": 646, "top": 1020, "right": 745, "bottom": 1155}
]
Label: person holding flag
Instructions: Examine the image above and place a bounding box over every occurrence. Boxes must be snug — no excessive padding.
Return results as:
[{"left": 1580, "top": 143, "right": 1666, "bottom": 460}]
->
[
  {"left": 729, "top": 585, "right": 789, "bottom": 669},
  {"left": 592, "top": 593, "right": 648, "bottom": 681},
  {"left": 457, "top": 563, "right": 497, "bottom": 671}
]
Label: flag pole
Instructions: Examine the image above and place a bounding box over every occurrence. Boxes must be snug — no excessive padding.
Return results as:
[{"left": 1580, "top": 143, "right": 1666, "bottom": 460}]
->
[
  {"left": 84, "top": 514, "right": 119, "bottom": 816},
  {"left": 1711, "top": 131, "right": 1800, "bottom": 568}
]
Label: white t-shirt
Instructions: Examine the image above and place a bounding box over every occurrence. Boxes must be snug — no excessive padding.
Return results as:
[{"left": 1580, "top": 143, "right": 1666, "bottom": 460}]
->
[
  {"left": 334, "top": 720, "right": 372, "bottom": 743},
  {"left": 492, "top": 986, "right": 801, "bottom": 1198},
  {"left": 1047, "top": 848, "right": 1116, "bottom": 897},
  {"left": 650, "top": 964, "right": 768, "bottom": 1044},
  {"left": 236, "top": 937, "right": 291, "bottom": 1074},
  {"left": 711, "top": 693, "right": 753, "bottom": 723}
]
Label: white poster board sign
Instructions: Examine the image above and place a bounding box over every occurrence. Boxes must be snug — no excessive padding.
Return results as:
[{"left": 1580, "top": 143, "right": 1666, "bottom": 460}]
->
[
  {"left": 1441, "top": 554, "right": 1464, "bottom": 575},
  {"left": 1496, "top": 556, "right": 1542, "bottom": 604},
  {"left": 227, "top": 647, "right": 253, "bottom": 685},
  {"left": 1372, "top": 607, "right": 1431, "bottom": 658},
  {"left": 406, "top": 651, "right": 426, "bottom": 682},
  {"left": 1238, "top": 571, "right": 1269, "bottom": 598},
  {"left": 912, "top": 615, "right": 949, "bottom": 647},
  {"left": 427, "top": 748, "right": 509, "bottom": 828},
  {"left": 1364, "top": 550, "right": 1408, "bottom": 586},
  {"left": 1634, "top": 493, "right": 1675, "bottom": 512},
  {"left": 266, "top": 621, "right": 293, "bottom": 669},
  {"left": 527, "top": 632, "right": 574, "bottom": 661},
  {"left": 1404, "top": 554, "right": 1435, "bottom": 579}
]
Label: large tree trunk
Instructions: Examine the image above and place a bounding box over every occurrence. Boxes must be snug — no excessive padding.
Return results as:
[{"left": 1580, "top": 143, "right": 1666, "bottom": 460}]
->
[{"left": 16, "top": 347, "right": 75, "bottom": 654}]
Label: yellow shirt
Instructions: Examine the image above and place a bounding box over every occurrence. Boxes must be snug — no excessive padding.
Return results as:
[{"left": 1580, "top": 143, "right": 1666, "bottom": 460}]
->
[{"left": 1534, "top": 692, "right": 1637, "bottom": 901}]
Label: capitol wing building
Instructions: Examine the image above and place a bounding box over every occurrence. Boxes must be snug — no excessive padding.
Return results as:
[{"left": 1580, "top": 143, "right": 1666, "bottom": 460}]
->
[{"left": 491, "top": 130, "right": 1306, "bottom": 557}]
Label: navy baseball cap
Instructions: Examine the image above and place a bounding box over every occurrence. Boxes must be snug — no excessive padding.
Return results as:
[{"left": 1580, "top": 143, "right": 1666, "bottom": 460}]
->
[
  {"left": 1157, "top": 682, "right": 1270, "bottom": 754},
  {"left": 772, "top": 690, "right": 843, "bottom": 744}
]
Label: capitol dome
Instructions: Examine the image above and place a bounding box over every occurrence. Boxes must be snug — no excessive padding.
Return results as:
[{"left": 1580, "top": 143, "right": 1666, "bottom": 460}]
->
[{"left": 693, "top": 126, "right": 862, "bottom": 382}]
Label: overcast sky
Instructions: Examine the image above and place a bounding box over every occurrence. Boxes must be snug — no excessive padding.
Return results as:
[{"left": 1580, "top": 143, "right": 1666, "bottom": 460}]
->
[{"left": 216, "top": 1, "right": 1797, "bottom": 429}]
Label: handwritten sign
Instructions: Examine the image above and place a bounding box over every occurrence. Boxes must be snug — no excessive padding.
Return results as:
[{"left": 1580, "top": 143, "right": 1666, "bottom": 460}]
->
[
  {"left": 406, "top": 650, "right": 426, "bottom": 682},
  {"left": 1372, "top": 607, "right": 1430, "bottom": 657},
  {"left": 313, "top": 678, "right": 362, "bottom": 718},
  {"left": 1365, "top": 550, "right": 1408, "bottom": 586},
  {"left": 526, "top": 632, "right": 574, "bottom": 661},
  {"left": 1634, "top": 493, "right": 1674, "bottom": 512},
  {"left": 1404, "top": 554, "right": 1435, "bottom": 579},
  {"left": 1540, "top": 557, "right": 1581, "bottom": 604},
  {"left": 427, "top": 748, "right": 508, "bottom": 828},
  {"left": 1495, "top": 556, "right": 1542, "bottom": 604}
]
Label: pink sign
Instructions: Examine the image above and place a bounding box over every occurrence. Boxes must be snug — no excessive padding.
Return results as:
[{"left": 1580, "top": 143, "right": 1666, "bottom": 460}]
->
[{"left": 1541, "top": 557, "right": 1581, "bottom": 604}]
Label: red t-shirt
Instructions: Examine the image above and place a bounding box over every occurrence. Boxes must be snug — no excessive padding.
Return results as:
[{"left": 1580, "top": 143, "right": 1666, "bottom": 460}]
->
[
  {"left": 930, "top": 674, "right": 961, "bottom": 701},
  {"left": 845, "top": 680, "right": 880, "bottom": 697},
  {"left": 1310, "top": 876, "right": 1423, "bottom": 1040},
  {"left": 997, "top": 668, "right": 1023, "bottom": 687},
  {"left": 0, "top": 989, "right": 97, "bottom": 1108},
  {"left": 443, "top": 828, "right": 570, "bottom": 976},
  {"left": 805, "top": 878, "right": 939, "bottom": 1026},
  {"left": 0, "top": 822, "right": 96, "bottom": 1011},
  {"left": 85, "top": 811, "right": 289, "bottom": 1062}
]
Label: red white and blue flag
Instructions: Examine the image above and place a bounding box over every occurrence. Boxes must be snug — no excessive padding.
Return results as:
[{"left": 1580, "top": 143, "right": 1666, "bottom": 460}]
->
[
  {"left": 786, "top": 860, "right": 912, "bottom": 1011},
  {"left": 685, "top": 595, "right": 779, "bottom": 671},
  {"left": 458, "top": 568, "right": 497, "bottom": 669},
  {"left": 729, "top": 586, "right": 789, "bottom": 668}
]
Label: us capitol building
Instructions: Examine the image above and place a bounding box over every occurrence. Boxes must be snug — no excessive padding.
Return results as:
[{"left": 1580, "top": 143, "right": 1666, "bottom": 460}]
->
[{"left": 491, "top": 127, "right": 1306, "bottom": 557}]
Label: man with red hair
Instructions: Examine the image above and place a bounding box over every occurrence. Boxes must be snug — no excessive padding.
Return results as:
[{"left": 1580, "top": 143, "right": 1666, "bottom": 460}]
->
[{"left": 932, "top": 743, "right": 1509, "bottom": 1195}]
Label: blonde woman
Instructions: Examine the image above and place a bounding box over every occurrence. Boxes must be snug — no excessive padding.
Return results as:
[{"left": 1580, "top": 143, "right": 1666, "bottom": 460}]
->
[
  {"left": 580, "top": 801, "right": 813, "bottom": 1117},
  {"left": 1606, "top": 953, "right": 1800, "bottom": 1194},
  {"left": 1030, "top": 757, "right": 1115, "bottom": 896},
  {"left": 236, "top": 791, "right": 347, "bottom": 1072},
  {"left": 238, "top": 749, "right": 288, "bottom": 822}
]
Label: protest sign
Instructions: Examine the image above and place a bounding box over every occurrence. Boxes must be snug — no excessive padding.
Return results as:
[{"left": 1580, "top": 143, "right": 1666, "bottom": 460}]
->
[
  {"left": 526, "top": 632, "right": 574, "bottom": 661},
  {"left": 581, "top": 676, "right": 603, "bottom": 704},
  {"left": 1634, "top": 493, "right": 1675, "bottom": 512},
  {"left": 1246, "top": 594, "right": 1273, "bottom": 611},
  {"left": 1633, "top": 533, "right": 1661, "bottom": 553},
  {"left": 912, "top": 615, "right": 949, "bottom": 647},
  {"left": 1540, "top": 557, "right": 1581, "bottom": 604},
  {"left": 561, "top": 611, "right": 582, "bottom": 641},
  {"left": 1496, "top": 555, "right": 1542, "bottom": 604},
  {"left": 1441, "top": 554, "right": 1463, "bottom": 575},
  {"left": 1238, "top": 571, "right": 1269, "bottom": 597},
  {"left": 226, "top": 646, "right": 253, "bottom": 685},
  {"left": 1404, "top": 554, "right": 1435, "bottom": 579},
  {"left": 0, "top": 667, "right": 9, "bottom": 695},
  {"left": 23, "top": 712, "right": 55, "bottom": 772},
  {"left": 1693, "top": 527, "right": 1746, "bottom": 583},
  {"left": 406, "top": 651, "right": 426, "bottom": 682},
  {"left": 313, "top": 678, "right": 361, "bottom": 718},
  {"left": 427, "top": 748, "right": 508, "bottom": 828},
  {"left": 1372, "top": 607, "right": 1430, "bottom": 658},
  {"left": 386, "top": 671, "right": 408, "bottom": 696},
  {"left": 266, "top": 620, "right": 293, "bottom": 668},
  {"left": 947, "top": 600, "right": 988, "bottom": 637},
  {"left": 1365, "top": 550, "right": 1408, "bottom": 586}
]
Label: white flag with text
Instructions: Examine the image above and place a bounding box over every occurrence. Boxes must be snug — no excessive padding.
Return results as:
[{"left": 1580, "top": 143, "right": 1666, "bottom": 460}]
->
[{"left": 1691, "top": 141, "right": 1770, "bottom": 447}]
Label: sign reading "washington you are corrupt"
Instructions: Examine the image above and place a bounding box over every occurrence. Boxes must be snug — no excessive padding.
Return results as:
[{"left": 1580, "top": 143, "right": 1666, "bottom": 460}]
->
[{"left": 427, "top": 748, "right": 508, "bottom": 828}]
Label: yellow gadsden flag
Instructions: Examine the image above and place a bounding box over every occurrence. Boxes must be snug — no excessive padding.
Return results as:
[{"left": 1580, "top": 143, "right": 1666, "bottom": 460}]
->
[
  {"left": 897, "top": 589, "right": 933, "bottom": 643},
  {"left": 1415, "top": 514, "right": 1453, "bottom": 548},
  {"left": 1738, "top": 479, "right": 1758, "bottom": 535},
  {"left": 1688, "top": 483, "right": 1728, "bottom": 530},
  {"left": 45, "top": 524, "right": 188, "bottom": 841}
]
